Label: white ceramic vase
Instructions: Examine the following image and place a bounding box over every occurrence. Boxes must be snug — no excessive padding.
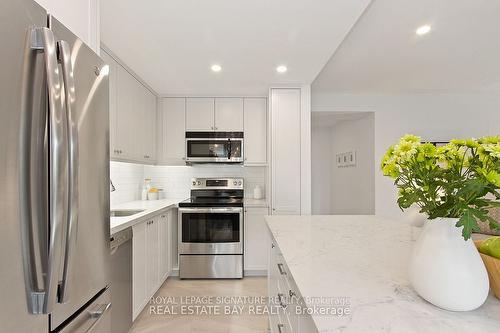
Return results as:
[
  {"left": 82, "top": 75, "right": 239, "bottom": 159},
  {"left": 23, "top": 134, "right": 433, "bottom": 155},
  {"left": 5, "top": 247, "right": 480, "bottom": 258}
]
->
[{"left": 409, "top": 217, "right": 490, "bottom": 311}]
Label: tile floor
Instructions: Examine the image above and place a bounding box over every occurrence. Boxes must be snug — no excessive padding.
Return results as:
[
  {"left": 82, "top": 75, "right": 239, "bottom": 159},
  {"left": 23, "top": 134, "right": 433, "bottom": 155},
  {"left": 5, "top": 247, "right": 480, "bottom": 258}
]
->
[{"left": 130, "top": 277, "right": 269, "bottom": 333}]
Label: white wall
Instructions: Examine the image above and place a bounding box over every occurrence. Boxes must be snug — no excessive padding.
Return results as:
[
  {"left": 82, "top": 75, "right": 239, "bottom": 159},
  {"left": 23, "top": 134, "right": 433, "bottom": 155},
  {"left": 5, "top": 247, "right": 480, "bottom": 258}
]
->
[
  {"left": 110, "top": 161, "right": 144, "bottom": 206},
  {"left": 143, "top": 165, "right": 266, "bottom": 200},
  {"left": 311, "top": 92, "right": 500, "bottom": 218},
  {"left": 34, "top": 0, "right": 100, "bottom": 52},
  {"left": 311, "top": 127, "right": 332, "bottom": 214},
  {"left": 330, "top": 114, "right": 375, "bottom": 214},
  {"left": 110, "top": 161, "right": 267, "bottom": 206}
]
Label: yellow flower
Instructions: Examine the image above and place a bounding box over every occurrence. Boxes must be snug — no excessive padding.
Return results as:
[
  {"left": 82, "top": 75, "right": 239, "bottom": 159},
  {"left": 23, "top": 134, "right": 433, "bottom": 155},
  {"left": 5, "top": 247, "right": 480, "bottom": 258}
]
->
[{"left": 401, "top": 134, "right": 421, "bottom": 144}]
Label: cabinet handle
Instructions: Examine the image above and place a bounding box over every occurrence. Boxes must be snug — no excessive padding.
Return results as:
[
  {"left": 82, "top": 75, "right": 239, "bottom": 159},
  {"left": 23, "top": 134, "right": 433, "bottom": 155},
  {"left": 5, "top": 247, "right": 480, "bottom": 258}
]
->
[
  {"left": 289, "top": 289, "right": 296, "bottom": 298},
  {"left": 277, "top": 263, "right": 286, "bottom": 275},
  {"left": 277, "top": 324, "right": 285, "bottom": 333},
  {"left": 271, "top": 243, "right": 275, "bottom": 249},
  {"left": 277, "top": 293, "right": 287, "bottom": 309}
]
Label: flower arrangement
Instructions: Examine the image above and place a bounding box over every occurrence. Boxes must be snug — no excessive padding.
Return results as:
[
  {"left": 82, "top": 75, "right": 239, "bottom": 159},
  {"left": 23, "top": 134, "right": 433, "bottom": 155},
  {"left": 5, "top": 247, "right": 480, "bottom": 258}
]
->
[{"left": 381, "top": 135, "right": 500, "bottom": 240}]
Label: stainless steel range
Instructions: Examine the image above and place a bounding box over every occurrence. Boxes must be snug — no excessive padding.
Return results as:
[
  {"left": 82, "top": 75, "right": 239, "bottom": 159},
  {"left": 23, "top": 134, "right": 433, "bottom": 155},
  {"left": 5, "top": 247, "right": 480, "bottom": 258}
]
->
[{"left": 178, "top": 178, "right": 244, "bottom": 279}]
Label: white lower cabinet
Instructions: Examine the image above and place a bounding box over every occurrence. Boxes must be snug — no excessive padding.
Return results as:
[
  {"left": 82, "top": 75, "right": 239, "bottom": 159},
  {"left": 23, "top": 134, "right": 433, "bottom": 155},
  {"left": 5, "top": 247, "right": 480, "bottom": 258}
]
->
[
  {"left": 132, "top": 210, "right": 173, "bottom": 320},
  {"left": 132, "top": 221, "right": 147, "bottom": 320},
  {"left": 158, "top": 212, "right": 171, "bottom": 281},
  {"left": 268, "top": 240, "right": 318, "bottom": 333},
  {"left": 244, "top": 207, "right": 269, "bottom": 273}
]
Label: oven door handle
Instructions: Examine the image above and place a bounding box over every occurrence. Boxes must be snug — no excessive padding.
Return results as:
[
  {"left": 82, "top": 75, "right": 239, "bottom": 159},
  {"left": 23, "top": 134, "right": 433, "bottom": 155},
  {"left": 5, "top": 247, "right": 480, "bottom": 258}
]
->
[{"left": 179, "top": 207, "right": 243, "bottom": 214}]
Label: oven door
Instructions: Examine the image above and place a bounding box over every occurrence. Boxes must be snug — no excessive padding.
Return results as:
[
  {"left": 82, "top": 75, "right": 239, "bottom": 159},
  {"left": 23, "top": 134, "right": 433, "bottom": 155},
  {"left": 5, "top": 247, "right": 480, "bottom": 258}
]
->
[
  {"left": 178, "top": 207, "right": 243, "bottom": 254},
  {"left": 185, "top": 138, "right": 243, "bottom": 163}
]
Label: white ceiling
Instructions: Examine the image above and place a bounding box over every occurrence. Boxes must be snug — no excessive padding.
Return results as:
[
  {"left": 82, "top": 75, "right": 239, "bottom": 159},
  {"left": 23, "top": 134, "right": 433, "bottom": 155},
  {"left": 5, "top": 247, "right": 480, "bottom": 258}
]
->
[
  {"left": 312, "top": 112, "right": 372, "bottom": 127},
  {"left": 100, "top": 0, "right": 371, "bottom": 96},
  {"left": 313, "top": 0, "right": 500, "bottom": 94}
]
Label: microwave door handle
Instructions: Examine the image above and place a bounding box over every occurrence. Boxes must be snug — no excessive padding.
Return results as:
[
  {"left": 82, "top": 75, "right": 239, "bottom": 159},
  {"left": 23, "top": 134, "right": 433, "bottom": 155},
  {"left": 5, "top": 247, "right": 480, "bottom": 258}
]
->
[
  {"left": 57, "top": 40, "right": 79, "bottom": 303},
  {"left": 20, "top": 27, "right": 67, "bottom": 314}
]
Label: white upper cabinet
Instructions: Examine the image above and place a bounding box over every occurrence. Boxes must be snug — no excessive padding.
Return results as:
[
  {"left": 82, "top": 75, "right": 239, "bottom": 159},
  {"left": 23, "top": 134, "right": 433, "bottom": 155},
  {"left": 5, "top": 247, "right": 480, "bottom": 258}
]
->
[
  {"left": 243, "top": 98, "right": 267, "bottom": 165},
  {"left": 158, "top": 98, "right": 186, "bottom": 165},
  {"left": 104, "top": 48, "right": 157, "bottom": 164},
  {"left": 186, "top": 98, "right": 214, "bottom": 131},
  {"left": 270, "top": 88, "right": 301, "bottom": 215},
  {"left": 100, "top": 51, "right": 117, "bottom": 158},
  {"left": 214, "top": 98, "right": 243, "bottom": 131},
  {"left": 35, "top": 0, "right": 100, "bottom": 52},
  {"left": 138, "top": 88, "right": 156, "bottom": 162},
  {"left": 115, "top": 64, "right": 136, "bottom": 159}
]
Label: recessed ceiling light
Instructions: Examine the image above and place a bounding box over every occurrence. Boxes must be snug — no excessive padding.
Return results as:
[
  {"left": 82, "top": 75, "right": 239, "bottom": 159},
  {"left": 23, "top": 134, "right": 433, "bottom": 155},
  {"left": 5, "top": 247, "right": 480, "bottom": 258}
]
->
[
  {"left": 276, "top": 65, "right": 287, "bottom": 73},
  {"left": 416, "top": 25, "right": 431, "bottom": 36},
  {"left": 211, "top": 64, "right": 222, "bottom": 72}
]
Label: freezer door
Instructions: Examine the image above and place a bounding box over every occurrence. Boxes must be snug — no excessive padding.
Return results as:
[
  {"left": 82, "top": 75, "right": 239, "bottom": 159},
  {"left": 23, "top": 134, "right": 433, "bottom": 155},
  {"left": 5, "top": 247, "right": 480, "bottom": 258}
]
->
[
  {"left": 58, "top": 288, "right": 112, "bottom": 333},
  {"left": 0, "top": 1, "right": 51, "bottom": 332},
  {"left": 48, "top": 16, "right": 111, "bottom": 330}
]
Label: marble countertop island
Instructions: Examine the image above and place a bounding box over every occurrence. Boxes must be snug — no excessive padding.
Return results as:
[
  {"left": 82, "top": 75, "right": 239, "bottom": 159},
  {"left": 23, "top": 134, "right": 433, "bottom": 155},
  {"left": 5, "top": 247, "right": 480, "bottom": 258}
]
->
[{"left": 265, "top": 215, "right": 500, "bottom": 333}]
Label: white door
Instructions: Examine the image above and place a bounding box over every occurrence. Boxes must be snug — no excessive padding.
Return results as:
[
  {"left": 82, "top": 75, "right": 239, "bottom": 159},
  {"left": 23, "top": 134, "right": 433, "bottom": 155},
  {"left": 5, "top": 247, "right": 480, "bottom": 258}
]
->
[
  {"left": 244, "top": 207, "right": 270, "bottom": 272},
  {"left": 243, "top": 98, "right": 267, "bottom": 164},
  {"left": 271, "top": 89, "right": 301, "bottom": 215},
  {"left": 159, "top": 98, "right": 186, "bottom": 165},
  {"left": 146, "top": 218, "right": 160, "bottom": 296},
  {"left": 186, "top": 98, "right": 214, "bottom": 131},
  {"left": 214, "top": 98, "right": 243, "bottom": 131},
  {"left": 132, "top": 222, "right": 147, "bottom": 320}
]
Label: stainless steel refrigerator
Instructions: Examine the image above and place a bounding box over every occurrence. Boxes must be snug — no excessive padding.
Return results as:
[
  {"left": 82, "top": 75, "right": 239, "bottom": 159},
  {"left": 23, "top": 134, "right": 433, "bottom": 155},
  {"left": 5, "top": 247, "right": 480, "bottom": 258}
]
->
[{"left": 0, "top": 0, "right": 111, "bottom": 332}]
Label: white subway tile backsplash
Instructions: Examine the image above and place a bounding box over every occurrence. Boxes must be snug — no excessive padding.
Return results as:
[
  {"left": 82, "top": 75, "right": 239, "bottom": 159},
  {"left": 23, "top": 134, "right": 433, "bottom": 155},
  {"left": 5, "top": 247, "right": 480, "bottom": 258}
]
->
[
  {"left": 110, "top": 161, "right": 266, "bottom": 205},
  {"left": 110, "top": 161, "right": 145, "bottom": 205}
]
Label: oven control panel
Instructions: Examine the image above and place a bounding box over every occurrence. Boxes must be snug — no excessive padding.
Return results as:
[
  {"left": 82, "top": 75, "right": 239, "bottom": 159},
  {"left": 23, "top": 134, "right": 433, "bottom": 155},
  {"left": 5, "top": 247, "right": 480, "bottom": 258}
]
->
[{"left": 190, "top": 178, "right": 244, "bottom": 189}]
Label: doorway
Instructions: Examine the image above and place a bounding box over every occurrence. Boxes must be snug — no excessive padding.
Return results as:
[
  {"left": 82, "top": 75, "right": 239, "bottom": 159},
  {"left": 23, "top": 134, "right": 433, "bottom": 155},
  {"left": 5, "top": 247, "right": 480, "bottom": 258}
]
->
[{"left": 311, "top": 112, "right": 375, "bottom": 215}]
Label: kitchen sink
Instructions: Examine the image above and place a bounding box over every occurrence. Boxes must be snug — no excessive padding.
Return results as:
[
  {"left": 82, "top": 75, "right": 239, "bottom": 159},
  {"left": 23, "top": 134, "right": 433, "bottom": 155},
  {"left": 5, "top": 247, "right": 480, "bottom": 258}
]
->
[{"left": 110, "top": 209, "right": 145, "bottom": 217}]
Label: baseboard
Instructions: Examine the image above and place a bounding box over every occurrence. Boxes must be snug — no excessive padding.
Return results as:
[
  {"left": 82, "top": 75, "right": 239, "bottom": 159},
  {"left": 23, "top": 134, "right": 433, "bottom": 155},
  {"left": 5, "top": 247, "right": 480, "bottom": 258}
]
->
[
  {"left": 244, "top": 269, "right": 267, "bottom": 277},
  {"left": 170, "top": 268, "right": 266, "bottom": 277}
]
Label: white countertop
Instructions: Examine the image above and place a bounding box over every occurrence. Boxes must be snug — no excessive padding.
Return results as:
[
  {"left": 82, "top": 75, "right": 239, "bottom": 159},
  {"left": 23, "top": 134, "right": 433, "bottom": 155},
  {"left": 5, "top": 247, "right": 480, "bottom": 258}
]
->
[
  {"left": 265, "top": 215, "right": 500, "bottom": 333},
  {"left": 244, "top": 198, "right": 268, "bottom": 208},
  {"left": 110, "top": 198, "right": 186, "bottom": 235}
]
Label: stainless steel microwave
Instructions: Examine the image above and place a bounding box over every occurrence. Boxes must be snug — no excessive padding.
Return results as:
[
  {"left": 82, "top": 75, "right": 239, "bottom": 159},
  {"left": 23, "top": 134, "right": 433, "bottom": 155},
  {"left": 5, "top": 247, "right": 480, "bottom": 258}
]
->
[{"left": 185, "top": 132, "right": 244, "bottom": 164}]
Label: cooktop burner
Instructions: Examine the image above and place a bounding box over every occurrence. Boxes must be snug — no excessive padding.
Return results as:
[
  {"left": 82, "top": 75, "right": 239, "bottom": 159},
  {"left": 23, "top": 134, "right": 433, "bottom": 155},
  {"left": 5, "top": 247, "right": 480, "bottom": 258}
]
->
[
  {"left": 179, "top": 177, "right": 245, "bottom": 208},
  {"left": 178, "top": 197, "right": 244, "bottom": 208}
]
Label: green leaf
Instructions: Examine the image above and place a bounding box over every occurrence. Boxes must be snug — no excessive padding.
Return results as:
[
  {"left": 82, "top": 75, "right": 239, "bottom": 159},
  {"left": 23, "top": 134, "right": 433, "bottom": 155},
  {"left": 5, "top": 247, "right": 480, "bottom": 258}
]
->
[
  {"left": 486, "top": 216, "right": 500, "bottom": 231},
  {"left": 456, "top": 209, "right": 481, "bottom": 240}
]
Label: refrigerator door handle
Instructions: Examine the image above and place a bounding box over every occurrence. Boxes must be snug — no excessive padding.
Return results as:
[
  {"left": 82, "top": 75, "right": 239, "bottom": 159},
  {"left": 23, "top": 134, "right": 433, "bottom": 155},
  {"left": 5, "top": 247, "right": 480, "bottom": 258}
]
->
[
  {"left": 86, "top": 302, "right": 112, "bottom": 333},
  {"left": 57, "top": 40, "right": 79, "bottom": 304},
  {"left": 20, "top": 27, "right": 67, "bottom": 314}
]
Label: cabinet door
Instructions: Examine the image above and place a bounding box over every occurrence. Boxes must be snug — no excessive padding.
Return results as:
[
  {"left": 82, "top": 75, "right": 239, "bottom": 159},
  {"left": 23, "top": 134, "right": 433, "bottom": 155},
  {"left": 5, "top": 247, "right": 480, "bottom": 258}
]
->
[
  {"left": 214, "top": 98, "right": 243, "bottom": 131},
  {"left": 132, "top": 222, "right": 147, "bottom": 320},
  {"left": 186, "top": 98, "right": 214, "bottom": 131},
  {"left": 100, "top": 50, "right": 118, "bottom": 159},
  {"left": 158, "top": 213, "right": 170, "bottom": 282},
  {"left": 146, "top": 218, "right": 160, "bottom": 297},
  {"left": 243, "top": 98, "right": 267, "bottom": 164},
  {"left": 244, "top": 207, "right": 270, "bottom": 272},
  {"left": 115, "top": 66, "right": 137, "bottom": 159},
  {"left": 159, "top": 98, "right": 186, "bottom": 165},
  {"left": 141, "top": 88, "right": 156, "bottom": 163},
  {"left": 271, "top": 89, "right": 301, "bottom": 215},
  {"left": 168, "top": 208, "right": 178, "bottom": 270}
]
